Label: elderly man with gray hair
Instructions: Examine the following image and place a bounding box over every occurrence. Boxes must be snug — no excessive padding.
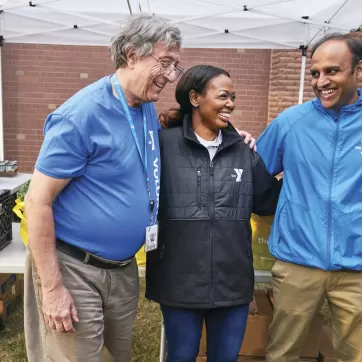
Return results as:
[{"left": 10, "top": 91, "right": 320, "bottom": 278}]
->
[{"left": 24, "top": 14, "right": 182, "bottom": 362}]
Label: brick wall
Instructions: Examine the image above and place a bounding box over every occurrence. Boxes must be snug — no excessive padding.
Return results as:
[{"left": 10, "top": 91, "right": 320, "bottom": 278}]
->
[
  {"left": 268, "top": 48, "right": 313, "bottom": 122},
  {"left": 268, "top": 31, "right": 362, "bottom": 122},
  {"left": 2, "top": 44, "right": 271, "bottom": 172},
  {"left": 2, "top": 44, "right": 114, "bottom": 172}
]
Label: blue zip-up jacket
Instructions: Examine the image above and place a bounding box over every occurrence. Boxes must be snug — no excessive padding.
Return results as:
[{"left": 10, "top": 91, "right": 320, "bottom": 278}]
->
[{"left": 257, "top": 89, "right": 362, "bottom": 271}]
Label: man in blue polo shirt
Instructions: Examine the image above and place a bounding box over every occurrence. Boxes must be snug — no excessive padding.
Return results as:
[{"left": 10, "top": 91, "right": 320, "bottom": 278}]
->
[{"left": 24, "top": 14, "right": 182, "bottom": 362}]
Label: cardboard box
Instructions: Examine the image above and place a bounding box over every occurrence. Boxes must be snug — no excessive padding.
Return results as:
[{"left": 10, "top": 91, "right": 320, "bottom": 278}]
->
[
  {"left": 318, "top": 326, "right": 336, "bottom": 362},
  {"left": 0, "top": 292, "right": 17, "bottom": 322},
  {"left": 239, "top": 289, "right": 273, "bottom": 357},
  {"left": 0, "top": 274, "right": 21, "bottom": 324},
  {"left": 266, "top": 289, "right": 324, "bottom": 358},
  {"left": 199, "top": 290, "right": 273, "bottom": 357},
  {"left": 200, "top": 290, "right": 278, "bottom": 358},
  {"left": 0, "top": 273, "right": 17, "bottom": 298}
]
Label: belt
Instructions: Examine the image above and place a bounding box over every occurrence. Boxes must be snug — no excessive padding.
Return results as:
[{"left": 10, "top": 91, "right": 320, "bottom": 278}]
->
[{"left": 56, "top": 238, "right": 133, "bottom": 269}]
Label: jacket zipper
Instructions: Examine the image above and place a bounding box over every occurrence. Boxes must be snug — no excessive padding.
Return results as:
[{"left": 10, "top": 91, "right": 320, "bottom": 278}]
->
[
  {"left": 197, "top": 168, "right": 201, "bottom": 209},
  {"left": 209, "top": 160, "right": 215, "bottom": 307},
  {"left": 327, "top": 112, "right": 339, "bottom": 268}
]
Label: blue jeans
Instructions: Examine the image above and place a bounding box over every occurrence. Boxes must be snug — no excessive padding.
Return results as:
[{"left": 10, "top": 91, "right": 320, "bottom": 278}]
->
[{"left": 161, "top": 304, "right": 249, "bottom": 362}]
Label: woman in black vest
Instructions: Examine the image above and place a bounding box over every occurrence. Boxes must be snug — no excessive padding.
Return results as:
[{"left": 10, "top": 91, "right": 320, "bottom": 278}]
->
[{"left": 146, "top": 65, "right": 281, "bottom": 362}]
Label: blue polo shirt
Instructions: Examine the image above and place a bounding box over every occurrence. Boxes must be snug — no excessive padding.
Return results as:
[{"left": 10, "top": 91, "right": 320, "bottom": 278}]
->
[{"left": 35, "top": 76, "right": 161, "bottom": 260}]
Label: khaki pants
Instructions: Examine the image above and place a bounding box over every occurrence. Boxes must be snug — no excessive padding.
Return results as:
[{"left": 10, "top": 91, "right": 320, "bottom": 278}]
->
[
  {"left": 24, "top": 247, "right": 139, "bottom": 362},
  {"left": 266, "top": 260, "right": 362, "bottom": 362}
]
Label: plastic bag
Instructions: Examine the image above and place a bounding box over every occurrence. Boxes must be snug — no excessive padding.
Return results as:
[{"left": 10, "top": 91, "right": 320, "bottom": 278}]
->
[
  {"left": 12, "top": 198, "right": 28, "bottom": 246},
  {"left": 250, "top": 214, "right": 276, "bottom": 270},
  {"left": 135, "top": 245, "right": 146, "bottom": 267}
]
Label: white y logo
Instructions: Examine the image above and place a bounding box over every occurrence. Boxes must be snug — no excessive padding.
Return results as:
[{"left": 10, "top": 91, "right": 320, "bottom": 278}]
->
[
  {"left": 234, "top": 168, "right": 244, "bottom": 182},
  {"left": 149, "top": 131, "right": 155, "bottom": 151}
]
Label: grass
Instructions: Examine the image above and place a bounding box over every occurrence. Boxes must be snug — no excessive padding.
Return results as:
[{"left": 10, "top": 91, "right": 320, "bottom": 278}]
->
[
  {"left": 0, "top": 299, "right": 26, "bottom": 362},
  {"left": 0, "top": 280, "right": 331, "bottom": 362},
  {"left": 132, "top": 279, "right": 162, "bottom": 362}
]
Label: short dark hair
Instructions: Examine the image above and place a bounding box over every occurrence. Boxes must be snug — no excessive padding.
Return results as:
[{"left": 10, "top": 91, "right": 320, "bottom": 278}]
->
[
  {"left": 311, "top": 33, "right": 362, "bottom": 71},
  {"left": 159, "top": 65, "right": 230, "bottom": 128}
]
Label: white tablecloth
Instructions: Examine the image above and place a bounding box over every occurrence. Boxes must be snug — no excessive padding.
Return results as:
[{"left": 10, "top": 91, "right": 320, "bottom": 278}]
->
[{"left": 0, "top": 223, "right": 25, "bottom": 273}]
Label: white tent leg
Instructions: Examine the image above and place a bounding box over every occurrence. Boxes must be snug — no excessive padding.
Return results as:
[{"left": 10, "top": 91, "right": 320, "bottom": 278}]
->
[
  {"left": 298, "top": 51, "right": 307, "bottom": 105},
  {"left": 298, "top": 22, "right": 309, "bottom": 105},
  {"left": 159, "top": 319, "right": 166, "bottom": 362}
]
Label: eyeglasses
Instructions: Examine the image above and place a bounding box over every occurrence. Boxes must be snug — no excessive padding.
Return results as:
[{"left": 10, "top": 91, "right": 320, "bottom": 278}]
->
[{"left": 150, "top": 54, "right": 184, "bottom": 79}]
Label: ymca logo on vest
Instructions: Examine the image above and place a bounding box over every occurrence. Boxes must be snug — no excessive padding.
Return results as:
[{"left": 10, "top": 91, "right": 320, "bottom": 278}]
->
[{"left": 231, "top": 168, "right": 244, "bottom": 182}]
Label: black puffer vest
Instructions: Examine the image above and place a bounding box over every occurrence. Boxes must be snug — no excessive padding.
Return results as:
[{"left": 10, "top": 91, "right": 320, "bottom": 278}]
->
[{"left": 146, "top": 115, "right": 280, "bottom": 309}]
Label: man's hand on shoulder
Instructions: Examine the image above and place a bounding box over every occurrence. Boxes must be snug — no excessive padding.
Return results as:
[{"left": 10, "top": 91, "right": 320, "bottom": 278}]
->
[{"left": 236, "top": 129, "right": 257, "bottom": 152}]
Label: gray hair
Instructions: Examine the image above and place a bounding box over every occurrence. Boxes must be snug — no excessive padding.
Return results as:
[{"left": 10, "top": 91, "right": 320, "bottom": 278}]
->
[{"left": 110, "top": 13, "right": 182, "bottom": 69}]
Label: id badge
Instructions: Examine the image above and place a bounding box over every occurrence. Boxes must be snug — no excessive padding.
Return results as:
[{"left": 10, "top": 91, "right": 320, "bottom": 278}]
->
[{"left": 145, "top": 223, "right": 158, "bottom": 252}]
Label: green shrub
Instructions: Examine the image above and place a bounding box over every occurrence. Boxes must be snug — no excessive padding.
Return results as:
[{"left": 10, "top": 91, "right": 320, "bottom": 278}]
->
[{"left": 17, "top": 182, "right": 30, "bottom": 202}]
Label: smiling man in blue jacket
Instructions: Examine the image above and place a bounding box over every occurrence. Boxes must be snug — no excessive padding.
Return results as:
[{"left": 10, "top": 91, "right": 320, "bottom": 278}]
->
[{"left": 257, "top": 33, "right": 362, "bottom": 362}]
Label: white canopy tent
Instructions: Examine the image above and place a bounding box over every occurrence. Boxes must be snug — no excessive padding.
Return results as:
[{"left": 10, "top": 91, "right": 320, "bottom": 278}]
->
[{"left": 0, "top": 0, "right": 361, "bottom": 160}]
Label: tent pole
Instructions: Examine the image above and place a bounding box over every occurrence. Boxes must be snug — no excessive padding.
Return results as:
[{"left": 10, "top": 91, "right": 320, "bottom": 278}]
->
[
  {"left": 298, "top": 22, "right": 309, "bottom": 105},
  {"left": 159, "top": 319, "right": 166, "bottom": 362},
  {"left": 298, "top": 46, "right": 307, "bottom": 105},
  {"left": 127, "top": 0, "right": 133, "bottom": 14}
]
